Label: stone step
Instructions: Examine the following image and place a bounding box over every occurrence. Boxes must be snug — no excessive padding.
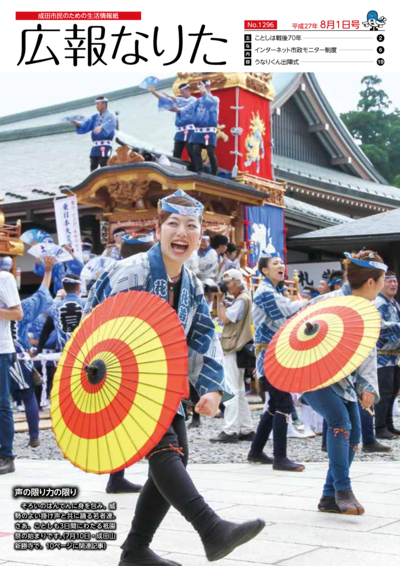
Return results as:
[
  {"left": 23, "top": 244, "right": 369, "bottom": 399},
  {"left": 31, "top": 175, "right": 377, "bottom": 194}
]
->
[{"left": 15, "top": 419, "right": 53, "bottom": 433}]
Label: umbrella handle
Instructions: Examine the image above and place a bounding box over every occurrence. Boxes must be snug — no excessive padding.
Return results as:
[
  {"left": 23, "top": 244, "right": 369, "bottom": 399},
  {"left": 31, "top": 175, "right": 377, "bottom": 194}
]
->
[
  {"left": 304, "top": 321, "right": 320, "bottom": 336},
  {"left": 84, "top": 359, "right": 107, "bottom": 385}
]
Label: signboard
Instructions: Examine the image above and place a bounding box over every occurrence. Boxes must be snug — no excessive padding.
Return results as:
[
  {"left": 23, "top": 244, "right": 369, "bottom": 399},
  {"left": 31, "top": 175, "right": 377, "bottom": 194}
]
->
[
  {"left": 54, "top": 196, "right": 83, "bottom": 261},
  {"left": 287, "top": 262, "right": 342, "bottom": 288}
]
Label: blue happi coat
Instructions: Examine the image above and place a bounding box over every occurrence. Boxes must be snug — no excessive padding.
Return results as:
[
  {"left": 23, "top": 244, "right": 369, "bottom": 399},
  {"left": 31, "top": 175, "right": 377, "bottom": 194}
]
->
[
  {"left": 76, "top": 109, "right": 117, "bottom": 158},
  {"left": 252, "top": 277, "right": 303, "bottom": 378},
  {"left": 84, "top": 243, "right": 232, "bottom": 416},
  {"left": 166, "top": 95, "right": 196, "bottom": 142},
  {"left": 50, "top": 293, "right": 85, "bottom": 350},
  {"left": 309, "top": 283, "right": 380, "bottom": 404},
  {"left": 82, "top": 250, "right": 98, "bottom": 265},
  {"left": 27, "top": 313, "right": 47, "bottom": 344},
  {"left": 34, "top": 258, "right": 83, "bottom": 294},
  {"left": 102, "top": 246, "right": 122, "bottom": 262},
  {"left": 183, "top": 92, "right": 219, "bottom": 147},
  {"left": 197, "top": 246, "right": 218, "bottom": 282},
  {"left": 10, "top": 284, "right": 53, "bottom": 390},
  {"left": 374, "top": 292, "right": 400, "bottom": 368}
]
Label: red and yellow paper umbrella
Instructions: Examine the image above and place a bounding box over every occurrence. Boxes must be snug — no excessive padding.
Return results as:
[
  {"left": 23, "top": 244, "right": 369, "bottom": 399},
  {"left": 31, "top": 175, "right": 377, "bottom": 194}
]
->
[
  {"left": 264, "top": 295, "right": 381, "bottom": 394},
  {"left": 51, "top": 291, "right": 189, "bottom": 474}
]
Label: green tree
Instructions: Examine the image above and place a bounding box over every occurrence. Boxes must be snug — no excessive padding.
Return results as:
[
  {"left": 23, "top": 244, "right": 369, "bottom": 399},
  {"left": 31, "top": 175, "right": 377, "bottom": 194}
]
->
[{"left": 340, "top": 76, "right": 400, "bottom": 187}]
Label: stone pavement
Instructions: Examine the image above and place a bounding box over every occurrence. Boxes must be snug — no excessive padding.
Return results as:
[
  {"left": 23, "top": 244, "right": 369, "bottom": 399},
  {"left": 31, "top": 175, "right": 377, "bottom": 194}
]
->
[{"left": 1, "top": 459, "right": 400, "bottom": 566}]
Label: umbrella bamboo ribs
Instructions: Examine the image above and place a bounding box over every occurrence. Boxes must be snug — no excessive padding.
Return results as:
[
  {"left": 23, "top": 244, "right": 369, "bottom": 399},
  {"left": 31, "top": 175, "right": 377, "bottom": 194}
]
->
[{"left": 51, "top": 291, "right": 189, "bottom": 474}]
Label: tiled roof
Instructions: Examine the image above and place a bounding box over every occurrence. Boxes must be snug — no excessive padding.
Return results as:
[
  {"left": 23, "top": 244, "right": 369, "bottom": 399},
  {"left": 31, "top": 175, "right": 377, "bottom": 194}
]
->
[
  {"left": 284, "top": 196, "right": 352, "bottom": 225},
  {"left": 274, "top": 155, "right": 400, "bottom": 205},
  {"left": 2, "top": 133, "right": 98, "bottom": 205},
  {"left": 0, "top": 87, "right": 177, "bottom": 205},
  {"left": 290, "top": 207, "right": 400, "bottom": 241}
]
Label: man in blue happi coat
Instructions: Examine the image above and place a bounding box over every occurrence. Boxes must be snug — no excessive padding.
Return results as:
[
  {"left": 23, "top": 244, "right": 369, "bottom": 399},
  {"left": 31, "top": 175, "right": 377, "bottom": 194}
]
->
[
  {"left": 150, "top": 83, "right": 196, "bottom": 161},
  {"left": 49, "top": 275, "right": 85, "bottom": 350},
  {"left": 71, "top": 96, "right": 117, "bottom": 172},
  {"left": 36, "top": 275, "right": 86, "bottom": 410},
  {"left": 374, "top": 271, "right": 400, "bottom": 439},
  {"left": 10, "top": 257, "right": 54, "bottom": 449},
  {"left": 82, "top": 237, "right": 97, "bottom": 265},
  {"left": 175, "top": 79, "right": 220, "bottom": 175},
  {"left": 34, "top": 245, "right": 83, "bottom": 295}
]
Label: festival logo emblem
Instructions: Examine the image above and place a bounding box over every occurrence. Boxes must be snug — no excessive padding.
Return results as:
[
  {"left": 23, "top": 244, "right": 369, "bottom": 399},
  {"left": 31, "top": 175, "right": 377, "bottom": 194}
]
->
[
  {"left": 362, "top": 11, "right": 387, "bottom": 30},
  {"left": 58, "top": 302, "right": 83, "bottom": 334},
  {"left": 264, "top": 228, "right": 277, "bottom": 257},
  {"left": 244, "top": 112, "right": 266, "bottom": 174},
  {"left": 249, "top": 223, "right": 267, "bottom": 267},
  {"left": 249, "top": 226, "right": 279, "bottom": 268}
]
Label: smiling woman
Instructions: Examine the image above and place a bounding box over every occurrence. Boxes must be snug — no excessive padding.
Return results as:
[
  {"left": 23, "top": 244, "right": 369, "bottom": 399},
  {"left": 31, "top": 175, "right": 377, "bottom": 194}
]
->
[
  {"left": 84, "top": 188, "right": 266, "bottom": 566},
  {"left": 249, "top": 248, "right": 307, "bottom": 471},
  {"left": 155, "top": 193, "right": 203, "bottom": 279}
]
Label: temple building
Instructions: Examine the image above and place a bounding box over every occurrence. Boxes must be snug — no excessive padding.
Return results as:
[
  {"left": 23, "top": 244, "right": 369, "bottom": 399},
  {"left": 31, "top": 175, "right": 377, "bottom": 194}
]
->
[{"left": 1, "top": 72, "right": 399, "bottom": 289}]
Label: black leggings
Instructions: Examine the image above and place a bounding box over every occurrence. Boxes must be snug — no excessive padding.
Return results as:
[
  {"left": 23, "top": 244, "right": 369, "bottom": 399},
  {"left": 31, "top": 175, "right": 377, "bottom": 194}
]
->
[
  {"left": 122, "top": 415, "right": 218, "bottom": 552},
  {"left": 173, "top": 141, "right": 194, "bottom": 162},
  {"left": 90, "top": 156, "right": 109, "bottom": 171},
  {"left": 191, "top": 143, "right": 218, "bottom": 175},
  {"left": 250, "top": 377, "right": 294, "bottom": 458},
  {"left": 375, "top": 365, "right": 400, "bottom": 432}
]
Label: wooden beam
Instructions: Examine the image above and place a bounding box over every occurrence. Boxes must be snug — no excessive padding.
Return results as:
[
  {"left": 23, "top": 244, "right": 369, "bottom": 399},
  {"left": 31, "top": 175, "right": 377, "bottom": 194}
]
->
[
  {"left": 308, "top": 123, "right": 330, "bottom": 133},
  {"left": 331, "top": 156, "right": 352, "bottom": 165}
]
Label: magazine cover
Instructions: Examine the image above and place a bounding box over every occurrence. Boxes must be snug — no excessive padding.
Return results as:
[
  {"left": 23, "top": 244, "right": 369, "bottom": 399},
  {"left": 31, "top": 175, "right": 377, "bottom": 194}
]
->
[{"left": 1, "top": 2, "right": 400, "bottom": 565}]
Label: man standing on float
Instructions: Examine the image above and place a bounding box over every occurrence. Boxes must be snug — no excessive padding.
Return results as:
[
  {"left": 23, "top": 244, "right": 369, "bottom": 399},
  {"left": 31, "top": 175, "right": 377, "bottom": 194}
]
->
[
  {"left": 173, "top": 79, "right": 219, "bottom": 175},
  {"left": 71, "top": 96, "right": 117, "bottom": 172},
  {"left": 149, "top": 83, "right": 196, "bottom": 161}
]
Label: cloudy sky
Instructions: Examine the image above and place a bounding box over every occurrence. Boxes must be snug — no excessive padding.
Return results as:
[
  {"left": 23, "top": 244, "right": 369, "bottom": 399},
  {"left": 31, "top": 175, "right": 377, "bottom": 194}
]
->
[{"left": 2, "top": 72, "right": 399, "bottom": 118}]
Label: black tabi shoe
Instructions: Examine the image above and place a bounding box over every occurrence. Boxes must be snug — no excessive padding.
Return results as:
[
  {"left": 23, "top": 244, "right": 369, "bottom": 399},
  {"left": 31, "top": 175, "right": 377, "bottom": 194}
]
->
[
  {"left": 335, "top": 489, "right": 365, "bottom": 515},
  {"left": 362, "top": 440, "right": 392, "bottom": 453},
  {"left": 28, "top": 438, "right": 40, "bottom": 448},
  {"left": 273, "top": 457, "right": 305, "bottom": 472},
  {"left": 202, "top": 519, "right": 266, "bottom": 562},
  {"left": 248, "top": 451, "right": 273, "bottom": 464},
  {"left": 376, "top": 428, "right": 398, "bottom": 440},
  {"left": 388, "top": 427, "right": 400, "bottom": 436},
  {"left": 119, "top": 547, "right": 182, "bottom": 566},
  {"left": 318, "top": 496, "right": 341, "bottom": 514},
  {"left": 321, "top": 445, "right": 328, "bottom": 453},
  {"left": 238, "top": 431, "right": 256, "bottom": 441},
  {"left": 0, "top": 457, "right": 15, "bottom": 475},
  {"left": 187, "top": 419, "right": 201, "bottom": 429},
  {"left": 210, "top": 432, "right": 238, "bottom": 444},
  {"left": 106, "top": 477, "right": 142, "bottom": 494}
]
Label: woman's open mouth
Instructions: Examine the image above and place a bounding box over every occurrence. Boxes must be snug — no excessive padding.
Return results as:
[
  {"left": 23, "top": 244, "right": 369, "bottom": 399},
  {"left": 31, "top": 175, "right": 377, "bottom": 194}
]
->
[{"left": 171, "top": 241, "right": 189, "bottom": 254}]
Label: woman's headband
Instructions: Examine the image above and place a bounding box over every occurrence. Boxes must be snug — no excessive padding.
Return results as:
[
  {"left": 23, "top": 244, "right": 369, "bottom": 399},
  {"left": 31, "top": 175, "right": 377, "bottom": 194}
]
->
[
  {"left": 160, "top": 189, "right": 204, "bottom": 217},
  {"left": 344, "top": 252, "right": 388, "bottom": 273}
]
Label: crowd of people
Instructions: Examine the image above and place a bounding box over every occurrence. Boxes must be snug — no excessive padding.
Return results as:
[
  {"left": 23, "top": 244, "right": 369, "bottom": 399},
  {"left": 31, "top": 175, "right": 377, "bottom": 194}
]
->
[{"left": 0, "top": 189, "right": 399, "bottom": 564}]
